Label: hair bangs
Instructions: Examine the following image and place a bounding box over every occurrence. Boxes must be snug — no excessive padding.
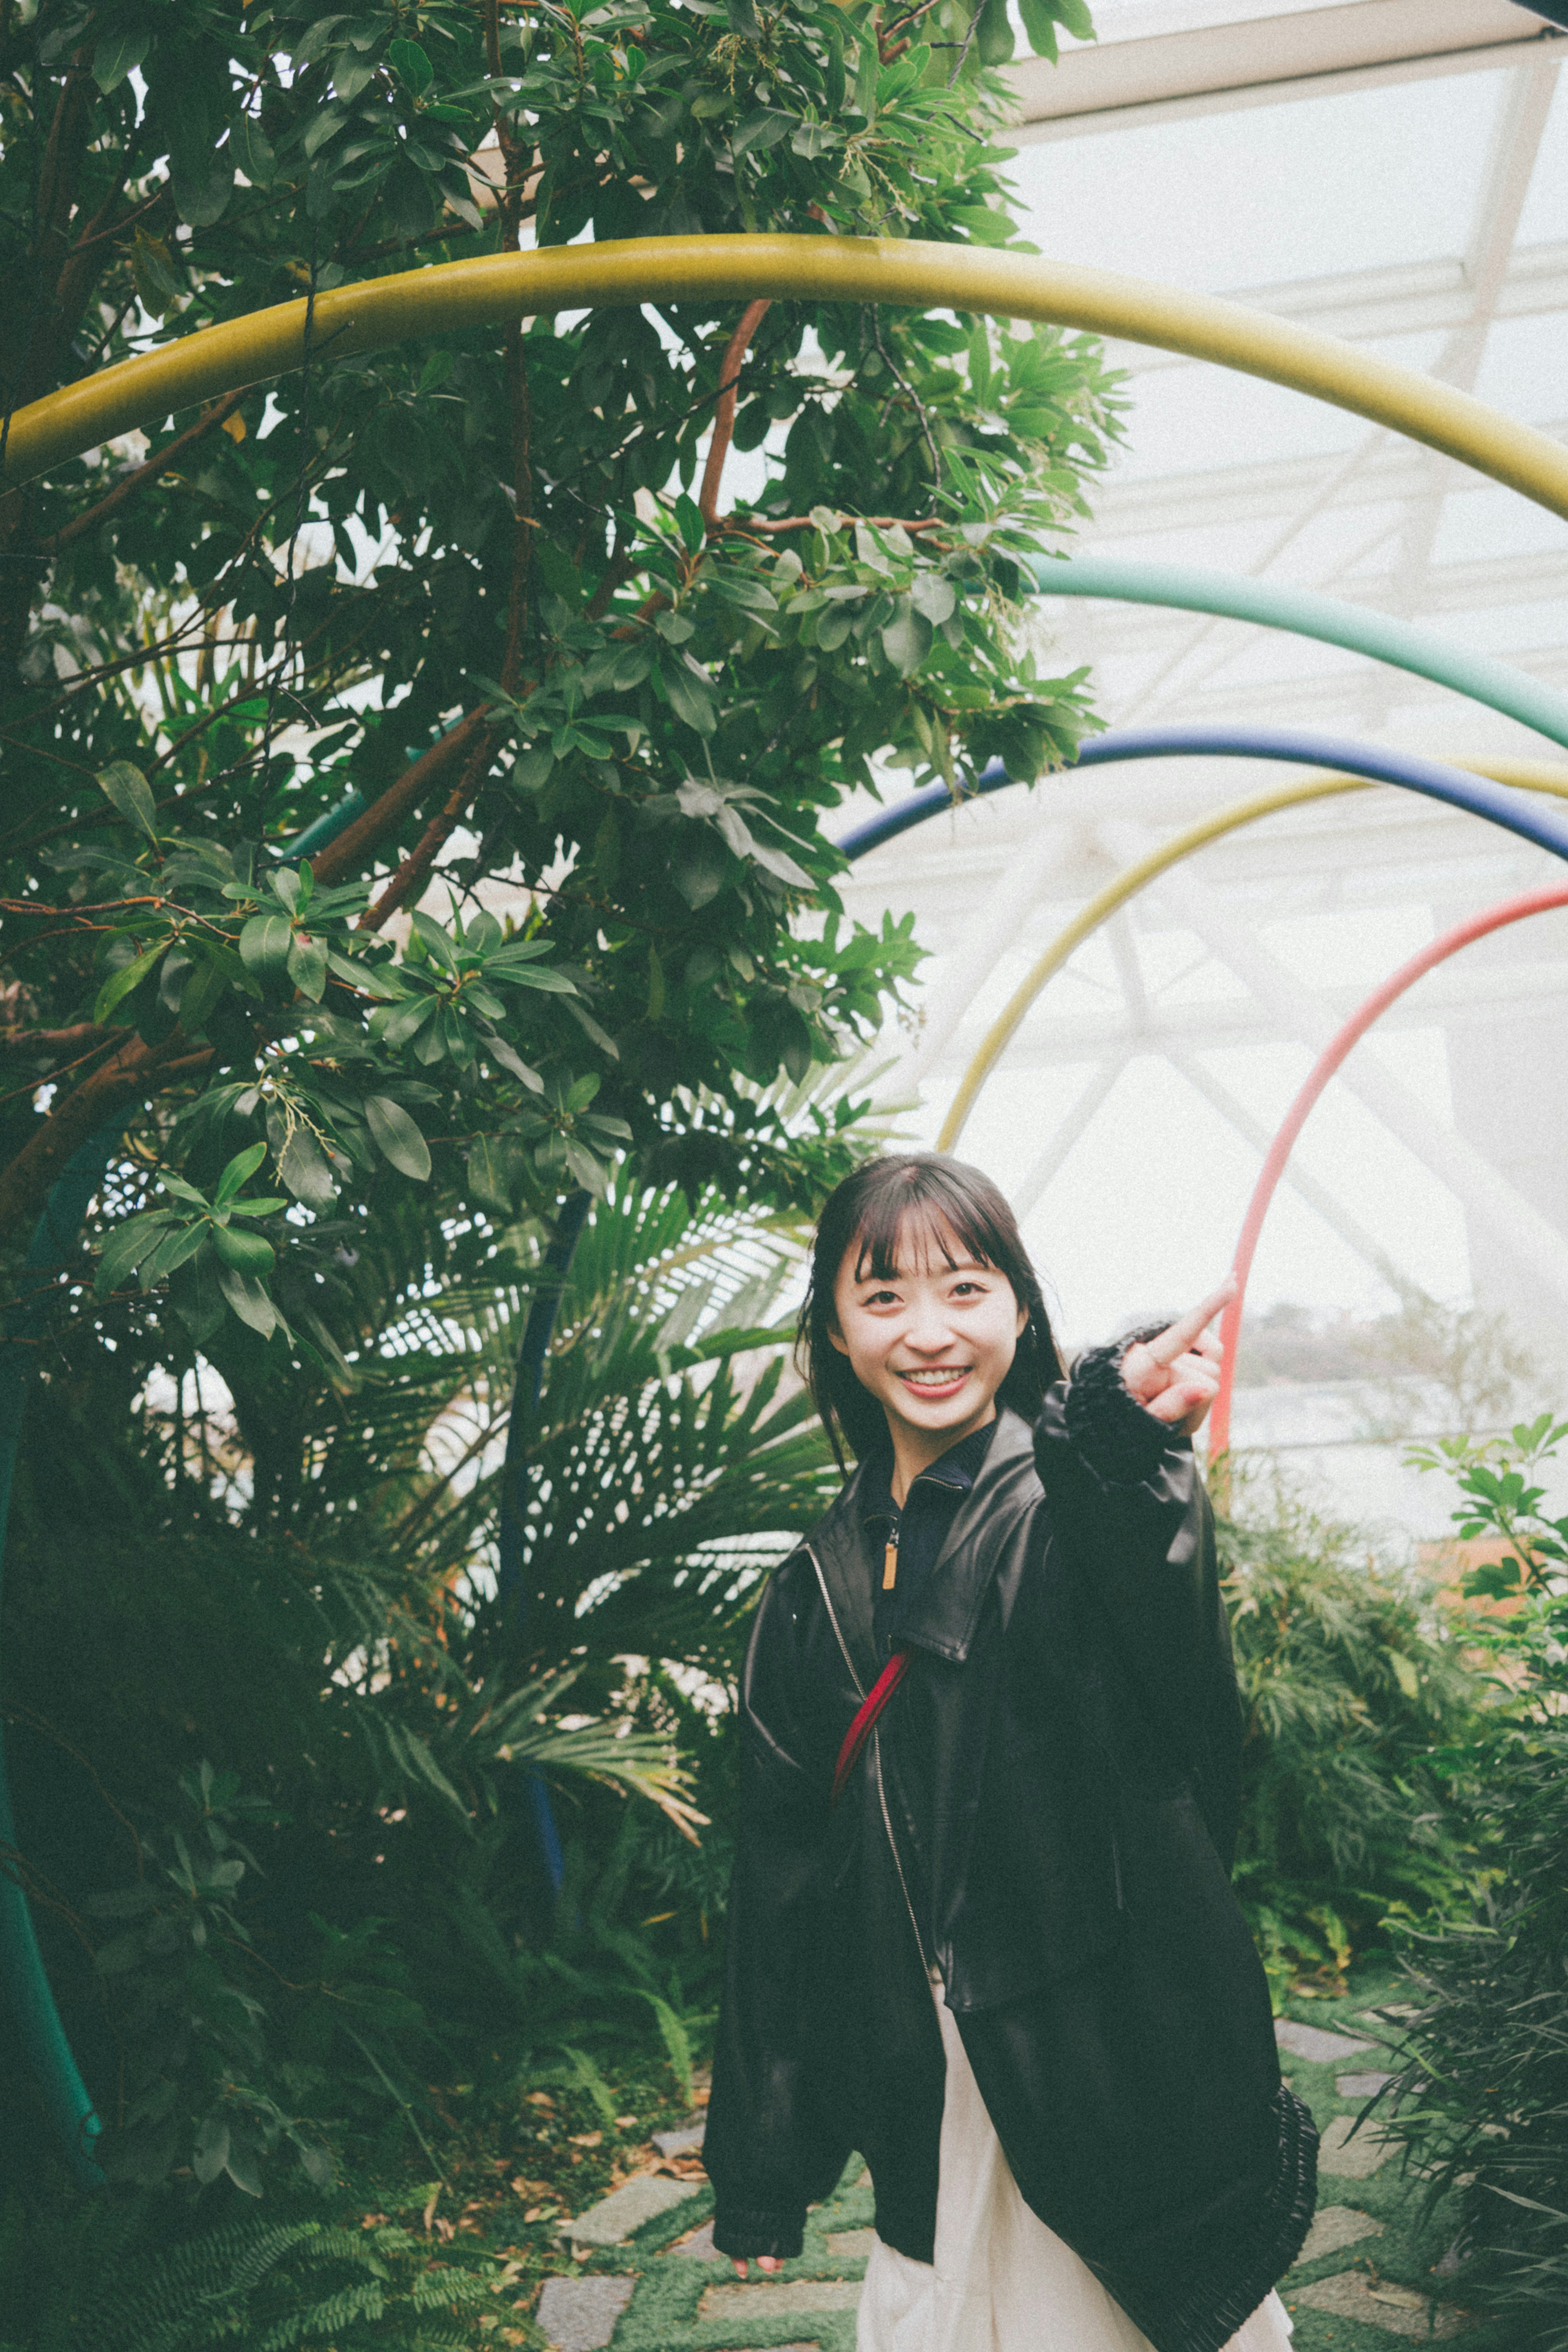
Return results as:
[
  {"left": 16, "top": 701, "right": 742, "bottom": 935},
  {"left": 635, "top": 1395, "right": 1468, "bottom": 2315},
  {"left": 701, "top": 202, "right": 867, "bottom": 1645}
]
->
[{"left": 851, "top": 1170, "right": 1001, "bottom": 1287}]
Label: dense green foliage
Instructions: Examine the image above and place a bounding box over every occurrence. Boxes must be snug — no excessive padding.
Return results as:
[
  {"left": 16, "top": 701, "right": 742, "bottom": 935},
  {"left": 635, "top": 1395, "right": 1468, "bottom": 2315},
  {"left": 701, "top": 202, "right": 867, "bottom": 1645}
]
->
[
  {"left": 0, "top": 0, "right": 1121, "bottom": 1353},
  {"left": 1218, "top": 1471, "right": 1486, "bottom": 1999},
  {"left": 1382, "top": 1418, "right": 1568, "bottom": 2350}
]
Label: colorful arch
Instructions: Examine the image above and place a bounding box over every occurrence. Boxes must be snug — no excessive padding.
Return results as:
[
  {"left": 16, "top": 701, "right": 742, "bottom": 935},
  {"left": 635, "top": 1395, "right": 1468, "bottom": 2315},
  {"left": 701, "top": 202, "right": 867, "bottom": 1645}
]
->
[
  {"left": 1206, "top": 881, "right": 1568, "bottom": 1460},
  {"left": 9, "top": 237, "right": 1568, "bottom": 525},
  {"left": 903, "top": 740, "right": 1568, "bottom": 1150}
]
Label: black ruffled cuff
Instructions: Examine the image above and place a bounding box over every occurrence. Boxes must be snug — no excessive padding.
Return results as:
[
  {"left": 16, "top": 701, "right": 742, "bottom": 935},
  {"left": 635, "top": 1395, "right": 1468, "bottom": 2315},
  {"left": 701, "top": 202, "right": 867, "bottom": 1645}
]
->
[
  {"left": 710, "top": 2202, "right": 806, "bottom": 2262},
  {"left": 1065, "top": 1337, "right": 1180, "bottom": 1485}
]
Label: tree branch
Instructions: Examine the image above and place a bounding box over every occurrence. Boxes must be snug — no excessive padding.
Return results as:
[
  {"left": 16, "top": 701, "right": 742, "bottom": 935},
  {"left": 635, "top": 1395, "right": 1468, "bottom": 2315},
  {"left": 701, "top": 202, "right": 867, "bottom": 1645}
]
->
[
  {"left": 0, "top": 1022, "right": 111, "bottom": 1057},
  {"left": 308, "top": 709, "right": 489, "bottom": 887},
  {"left": 359, "top": 725, "right": 502, "bottom": 933},
  {"left": 699, "top": 300, "right": 771, "bottom": 532},
  {"left": 0, "top": 1030, "right": 211, "bottom": 1246},
  {"left": 35, "top": 391, "right": 249, "bottom": 555}
]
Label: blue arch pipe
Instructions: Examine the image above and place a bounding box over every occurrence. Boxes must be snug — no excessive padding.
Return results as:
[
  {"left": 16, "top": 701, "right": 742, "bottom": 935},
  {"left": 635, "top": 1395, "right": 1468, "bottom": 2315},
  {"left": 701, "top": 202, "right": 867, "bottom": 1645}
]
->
[{"left": 836, "top": 724, "right": 1568, "bottom": 863}]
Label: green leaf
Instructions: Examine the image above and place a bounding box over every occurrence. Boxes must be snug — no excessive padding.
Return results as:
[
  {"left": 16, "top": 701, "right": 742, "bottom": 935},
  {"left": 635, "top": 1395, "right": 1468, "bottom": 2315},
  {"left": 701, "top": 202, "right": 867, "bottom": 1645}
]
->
[
  {"left": 662, "top": 657, "right": 717, "bottom": 737},
  {"left": 140, "top": 1219, "right": 214, "bottom": 1289},
  {"left": 731, "top": 109, "right": 793, "bottom": 158},
  {"left": 214, "top": 1143, "right": 268, "bottom": 1206},
  {"left": 882, "top": 601, "right": 933, "bottom": 677},
  {"left": 211, "top": 1224, "right": 276, "bottom": 1279},
  {"left": 490, "top": 963, "right": 576, "bottom": 994},
  {"left": 467, "top": 1135, "right": 522, "bottom": 1217},
  {"left": 410, "top": 912, "right": 460, "bottom": 973},
  {"left": 287, "top": 932, "right": 330, "bottom": 1002},
  {"left": 389, "top": 37, "right": 434, "bottom": 93},
  {"left": 373, "top": 994, "right": 440, "bottom": 1049},
  {"left": 93, "top": 27, "right": 151, "bottom": 91},
  {"left": 240, "top": 913, "right": 295, "bottom": 981},
  {"left": 231, "top": 116, "right": 278, "bottom": 188},
  {"left": 563, "top": 1139, "right": 610, "bottom": 1195},
  {"left": 512, "top": 744, "right": 556, "bottom": 791},
  {"left": 364, "top": 1096, "right": 432, "bottom": 1182},
  {"left": 94, "top": 943, "right": 165, "bottom": 1026},
  {"left": 170, "top": 1249, "right": 226, "bottom": 1345},
  {"left": 95, "top": 1215, "right": 173, "bottom": 1297},
  {"left": 96, "top": 761, "right": 160, "bottom": 845},
  {"left": 216, "top": 1262, "right": 279, "bottom": 1338},
  {"left": 911, "top": 571, "right": 958, "bottom": 626},
  {"left": 1016, "top": 0, "right": 1060, "bottom": 58},
  {"left": 673, "top": 493, "right": 705, "bottom": 553},
  {"left": 278, "top": 1128, "right": 339, "bottom": 1211}
]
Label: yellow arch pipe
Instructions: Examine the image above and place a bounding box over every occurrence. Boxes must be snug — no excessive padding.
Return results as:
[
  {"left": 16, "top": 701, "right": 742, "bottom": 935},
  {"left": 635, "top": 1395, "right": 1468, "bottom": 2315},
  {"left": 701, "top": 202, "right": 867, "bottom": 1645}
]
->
[
  {"left": 936, "top": 758, "right": 1568, "bottom": 1150},
  {"left": 10, "top": 236, "right": 1568, "bottom": 520}
]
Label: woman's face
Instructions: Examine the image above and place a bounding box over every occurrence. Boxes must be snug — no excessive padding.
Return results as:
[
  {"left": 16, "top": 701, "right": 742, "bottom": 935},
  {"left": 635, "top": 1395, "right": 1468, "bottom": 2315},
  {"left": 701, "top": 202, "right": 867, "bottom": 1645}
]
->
[{"left": 829, "top": 1214, "right": 1028, "bottom": 1452}]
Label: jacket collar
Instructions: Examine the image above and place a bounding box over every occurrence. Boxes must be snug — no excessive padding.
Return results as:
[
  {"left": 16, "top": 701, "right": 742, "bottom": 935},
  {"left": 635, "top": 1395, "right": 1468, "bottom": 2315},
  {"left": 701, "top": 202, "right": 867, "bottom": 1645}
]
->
[
  {"left": 857, "top": 1416, "right": 997, "bottom": 1527},
  {"left": 809, "top": 1406, "right": 1043, "bottom": 1686}
]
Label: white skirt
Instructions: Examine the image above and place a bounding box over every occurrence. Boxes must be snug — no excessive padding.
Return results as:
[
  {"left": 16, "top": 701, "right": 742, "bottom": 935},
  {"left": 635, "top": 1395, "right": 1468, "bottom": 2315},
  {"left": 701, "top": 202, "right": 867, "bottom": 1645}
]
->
[{"left": 858, "top": 1986, "right": 1294, "bottom": 2352}]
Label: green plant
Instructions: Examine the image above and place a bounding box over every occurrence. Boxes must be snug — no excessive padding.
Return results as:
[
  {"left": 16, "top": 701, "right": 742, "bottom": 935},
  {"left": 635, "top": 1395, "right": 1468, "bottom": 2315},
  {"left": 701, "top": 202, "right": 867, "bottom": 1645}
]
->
[
  {"left": 1218, "top": 1466, "right": 1485, "bottom": 2002},
  {"left": 6, "top": 1163, "right": 837, "bottom": 2201},
  {"left": 1378, "top": 1418, "right": 1568, "bottom": 2349},
  {"left": 2, "top": 0, "right": 1122, "bottom": 1351}
]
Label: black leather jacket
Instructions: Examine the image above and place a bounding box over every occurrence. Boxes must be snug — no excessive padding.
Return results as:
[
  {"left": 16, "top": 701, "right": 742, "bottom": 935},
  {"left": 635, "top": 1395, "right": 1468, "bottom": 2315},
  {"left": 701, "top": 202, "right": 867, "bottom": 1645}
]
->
[{"left": 704, "top": 1362, "right": 1317, "bottom": 2352}]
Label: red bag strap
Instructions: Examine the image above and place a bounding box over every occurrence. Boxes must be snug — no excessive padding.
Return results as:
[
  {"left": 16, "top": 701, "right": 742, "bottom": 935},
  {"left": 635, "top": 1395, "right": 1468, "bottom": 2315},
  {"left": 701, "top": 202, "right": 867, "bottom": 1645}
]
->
[{"left": 831, "top": 1650, "right": 912, "bottom": 1809}]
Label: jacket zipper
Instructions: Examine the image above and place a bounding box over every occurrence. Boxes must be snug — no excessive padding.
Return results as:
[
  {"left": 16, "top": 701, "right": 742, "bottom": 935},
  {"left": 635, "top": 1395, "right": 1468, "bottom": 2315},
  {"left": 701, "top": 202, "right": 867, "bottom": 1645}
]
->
[
  {"left": 873, "top": 1737, "right": 931, "bottom": 1971},
  {"left": 806, "top": 1545, "right": 930, "bottom": 1971}
]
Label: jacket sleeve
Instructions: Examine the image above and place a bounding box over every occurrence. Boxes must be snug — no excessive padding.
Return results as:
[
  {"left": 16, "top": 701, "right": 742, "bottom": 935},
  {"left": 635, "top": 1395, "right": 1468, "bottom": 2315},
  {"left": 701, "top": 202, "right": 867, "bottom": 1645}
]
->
[
  {"left": 704, "top": 1555, "right": 853, "bottom": 2260},
  {"left": 1034, "top": 1345, "right": 1243, "bottom": 1873}
]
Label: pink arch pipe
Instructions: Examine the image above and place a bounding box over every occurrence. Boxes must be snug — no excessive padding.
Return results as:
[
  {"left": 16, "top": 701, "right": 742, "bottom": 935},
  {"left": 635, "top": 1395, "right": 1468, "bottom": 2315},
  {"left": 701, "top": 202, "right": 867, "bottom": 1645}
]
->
[{"left": 1207, "top": 880, "right": 1568, "bottom": 1462}]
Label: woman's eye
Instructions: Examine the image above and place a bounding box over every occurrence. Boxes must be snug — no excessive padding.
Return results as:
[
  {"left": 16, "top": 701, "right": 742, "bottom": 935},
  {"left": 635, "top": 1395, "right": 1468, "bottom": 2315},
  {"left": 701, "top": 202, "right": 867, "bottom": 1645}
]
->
[
  {"left": 865, "top": 1289, "right": 900, "bottom": 1306},
  {"left": 951, "top": 1281, "right": 983, "bottom": 1297}
]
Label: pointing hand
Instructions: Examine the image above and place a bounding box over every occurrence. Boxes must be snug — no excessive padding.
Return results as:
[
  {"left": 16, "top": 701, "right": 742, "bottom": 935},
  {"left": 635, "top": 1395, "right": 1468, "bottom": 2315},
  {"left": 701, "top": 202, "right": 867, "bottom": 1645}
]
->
[{"left": 1117, "top": 1276, "right": 1236, "bottom": 1436}]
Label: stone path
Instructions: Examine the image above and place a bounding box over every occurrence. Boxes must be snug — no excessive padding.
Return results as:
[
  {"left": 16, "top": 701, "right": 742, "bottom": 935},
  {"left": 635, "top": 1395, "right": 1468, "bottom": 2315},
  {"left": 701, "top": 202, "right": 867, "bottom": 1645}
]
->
[{"left": 528, "top": 1982, "right": 1508, "bottom": 2350}]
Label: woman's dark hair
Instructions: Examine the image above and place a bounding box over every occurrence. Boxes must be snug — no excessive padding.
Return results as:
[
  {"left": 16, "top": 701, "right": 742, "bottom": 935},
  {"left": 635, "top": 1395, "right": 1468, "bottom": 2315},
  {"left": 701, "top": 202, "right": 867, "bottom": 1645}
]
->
[{"left": 796, "top": 1154, "right": 1064, "bottom": 1469}]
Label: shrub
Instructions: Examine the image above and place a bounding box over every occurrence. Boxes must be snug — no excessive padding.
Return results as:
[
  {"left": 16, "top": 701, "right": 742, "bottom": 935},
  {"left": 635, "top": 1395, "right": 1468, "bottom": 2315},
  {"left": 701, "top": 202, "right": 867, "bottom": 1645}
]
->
[
  {"left": 1380, "top": 1418, "right": 1568, "bottom": 2349},
  {"left": 1218, "top": 1467, "right": 1486, "bottom": 2000}
]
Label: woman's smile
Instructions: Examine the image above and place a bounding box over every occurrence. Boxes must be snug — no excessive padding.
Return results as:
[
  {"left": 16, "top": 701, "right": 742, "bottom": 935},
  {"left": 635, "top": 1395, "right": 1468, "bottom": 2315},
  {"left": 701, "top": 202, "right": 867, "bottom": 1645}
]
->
[{"left": 896, "top": 1364, "right": 972, "bottom": 1394}]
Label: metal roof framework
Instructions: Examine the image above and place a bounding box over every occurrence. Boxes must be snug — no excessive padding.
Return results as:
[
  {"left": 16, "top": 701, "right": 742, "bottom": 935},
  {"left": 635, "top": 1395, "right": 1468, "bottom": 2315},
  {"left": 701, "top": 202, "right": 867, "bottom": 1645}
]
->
[{"left": 839, "top": 2, "right": 1568, "bottom": 1342}]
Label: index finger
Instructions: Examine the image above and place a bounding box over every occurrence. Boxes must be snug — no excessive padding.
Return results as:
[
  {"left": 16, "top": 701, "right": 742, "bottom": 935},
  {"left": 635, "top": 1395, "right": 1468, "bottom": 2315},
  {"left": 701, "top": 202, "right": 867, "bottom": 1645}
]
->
[{"left": 1143, "top": 1275, "right": 1239, "bottom": 1368}]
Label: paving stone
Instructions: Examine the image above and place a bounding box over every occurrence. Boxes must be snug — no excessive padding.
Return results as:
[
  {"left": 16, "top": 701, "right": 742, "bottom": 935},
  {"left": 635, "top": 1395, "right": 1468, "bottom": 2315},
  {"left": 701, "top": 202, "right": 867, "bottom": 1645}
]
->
[
  {"left": 700, "top": 2279, "right": 864, "bottom": 2322},
  {"left": 1319, "top": 2113, "right": 1399, "bottom": 2179},
  {"left": 563, "top": 2174, "right": 696, "bottom": 2245},
  {"left": 825, "top": 2227, "right": 879, "bottom": 2258},
  {"left": 1294, "top": 2206, "right": 1384, "bottom": 2265},
  {"left": 652, "top": 2122, "right": 707, "bottom": 2158},
  {"left": 1294, "top": 2272, "right": 1471, "bottom": 2339},
  {"left": 535, "top": 2274, "right": 636, "bottom": 2350},
  {"left": 1275, "top": 2018, "right": 1375, "bottom": 2064},
  {"left": 667, "top": 2218, "right": 722, "bottom": 2260},
  {"left": 1338, "top": 2071, "right": 1396, "bottom": 2098}
]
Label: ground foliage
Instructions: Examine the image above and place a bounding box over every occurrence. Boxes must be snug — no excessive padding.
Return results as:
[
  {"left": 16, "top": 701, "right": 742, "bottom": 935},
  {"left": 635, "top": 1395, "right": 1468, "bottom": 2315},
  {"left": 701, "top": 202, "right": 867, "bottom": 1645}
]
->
[
  {"left": 0, "top": 0, "right": 1122, "bottom": 1362},
  {"left": 1217, "top": 1467, "right": 1487, "bottom": 2002},
  {"left": 1379, "top": 1417, "right": 1568, "bottom": 2350}
]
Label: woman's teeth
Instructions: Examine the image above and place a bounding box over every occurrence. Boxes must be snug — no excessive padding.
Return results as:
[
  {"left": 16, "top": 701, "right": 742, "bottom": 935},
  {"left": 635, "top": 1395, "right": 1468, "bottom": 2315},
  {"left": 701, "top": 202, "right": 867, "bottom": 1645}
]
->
[{"left": 900, "top": 1368, "right": 967, "bottom": 1386}]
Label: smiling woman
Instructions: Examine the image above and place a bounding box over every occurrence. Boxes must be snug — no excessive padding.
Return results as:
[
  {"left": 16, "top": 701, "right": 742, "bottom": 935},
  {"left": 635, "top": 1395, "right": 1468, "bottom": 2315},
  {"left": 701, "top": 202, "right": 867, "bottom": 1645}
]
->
[{"left": 701, "top": 1150, "right": 1298, "bottom": 2352}]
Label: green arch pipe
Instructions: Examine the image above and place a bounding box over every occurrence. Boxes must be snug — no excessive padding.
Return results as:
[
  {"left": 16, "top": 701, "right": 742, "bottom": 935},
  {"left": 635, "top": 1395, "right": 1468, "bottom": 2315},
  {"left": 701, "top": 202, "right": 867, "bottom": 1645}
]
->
[{"left": 1031, "top": 555, "right": 1568, "bottom": 755}]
